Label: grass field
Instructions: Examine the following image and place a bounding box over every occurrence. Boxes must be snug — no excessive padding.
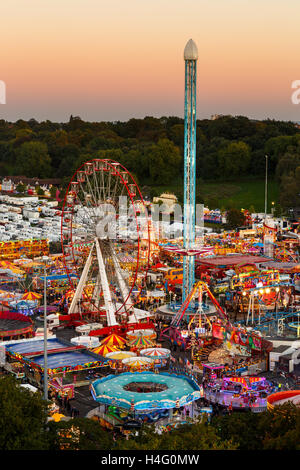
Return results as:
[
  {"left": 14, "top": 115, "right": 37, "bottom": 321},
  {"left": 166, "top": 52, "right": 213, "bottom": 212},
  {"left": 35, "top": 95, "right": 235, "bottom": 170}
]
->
[{"left": 152, "top": 178, "right": 279, "bottom": 213}]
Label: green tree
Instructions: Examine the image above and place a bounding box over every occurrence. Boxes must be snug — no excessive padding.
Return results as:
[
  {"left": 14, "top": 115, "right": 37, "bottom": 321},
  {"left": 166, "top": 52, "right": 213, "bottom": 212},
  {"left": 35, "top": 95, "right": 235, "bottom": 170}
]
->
[
  {"left": 212, "top": 411, "right": 263, "bottom": 450},
  {"left": 16, "top": 182, "right": 26, "bottom": 193},
  {"left": 218, "top": 141, "right": 251, "bottom": 178},
  {"left": 115, "top": 420, "right": 236, "bottom": 450},
  {"left": 13, "top": 128, "right": 35, "bottom": 147},
  {"left": 56, "top": 144, "right": 81, "bottom": 177},
  {"left": 279, "top": 172, "right": 300, "bottom": 210},
  {"left": 0, "top": 376, "right": 49, "bottom": 450},
  {"left": 49, "top": 185, "right": 57, "bottom": 199},
  {"left": 148, "top": 138, "right": 182, "bottom": 185},
  {"left": 259, "top": 403, "right": 300, "bottom": 450},
  {"left": 48, "top": 418, "right": 113, "bottom": 450},
  {"left": 36, "top": 185, "right": 45, "bottom": 196},
  {"left": 213, "top": 403, "right": 300, "bottom": 451},
  {"left": 16, "top": 141, "right": 52, "bottom": 178},
  {"left": 226, "top": 208, "right": 246, "bottom": 228}
]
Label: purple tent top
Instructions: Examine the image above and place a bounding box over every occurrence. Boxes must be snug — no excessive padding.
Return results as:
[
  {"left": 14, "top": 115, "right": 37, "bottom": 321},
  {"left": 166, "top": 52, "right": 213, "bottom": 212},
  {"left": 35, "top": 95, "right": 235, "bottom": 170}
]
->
[{"left": 35, "top": 305, "right": 57, "bottom": 313}]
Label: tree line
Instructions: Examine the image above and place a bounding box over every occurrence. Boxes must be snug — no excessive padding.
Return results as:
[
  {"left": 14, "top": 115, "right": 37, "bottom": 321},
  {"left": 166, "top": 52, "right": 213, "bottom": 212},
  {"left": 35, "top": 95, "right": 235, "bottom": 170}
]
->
[{"left": 0, "top": 114, "right": 299, "bottom": 210}]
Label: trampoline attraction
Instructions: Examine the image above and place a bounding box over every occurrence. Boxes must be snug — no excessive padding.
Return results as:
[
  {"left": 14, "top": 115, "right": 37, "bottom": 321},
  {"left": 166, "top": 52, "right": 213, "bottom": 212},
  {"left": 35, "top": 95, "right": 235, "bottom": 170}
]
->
[{"left": 91, "top": 371, "right": 201, "bottom": 411}]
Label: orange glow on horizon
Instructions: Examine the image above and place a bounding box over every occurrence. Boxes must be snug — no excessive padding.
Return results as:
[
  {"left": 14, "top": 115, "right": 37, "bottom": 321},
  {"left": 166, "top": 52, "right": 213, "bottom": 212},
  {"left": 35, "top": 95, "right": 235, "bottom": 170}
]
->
[{"left": 1, "top": 0, "right": 300, "bottom": 121}]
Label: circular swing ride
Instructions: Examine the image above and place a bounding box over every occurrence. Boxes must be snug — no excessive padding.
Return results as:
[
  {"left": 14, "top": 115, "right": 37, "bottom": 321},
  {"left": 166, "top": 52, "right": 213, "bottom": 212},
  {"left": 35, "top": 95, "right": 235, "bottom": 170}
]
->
[{"left": 60, "top": 159, "right": 153, "bottom": 333}]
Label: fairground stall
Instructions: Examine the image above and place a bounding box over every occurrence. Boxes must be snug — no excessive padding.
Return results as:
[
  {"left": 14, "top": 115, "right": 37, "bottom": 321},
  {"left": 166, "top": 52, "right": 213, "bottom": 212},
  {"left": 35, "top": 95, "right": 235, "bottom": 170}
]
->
[{"left": 5, "top": 337, "right": 109, "bottom": 389}]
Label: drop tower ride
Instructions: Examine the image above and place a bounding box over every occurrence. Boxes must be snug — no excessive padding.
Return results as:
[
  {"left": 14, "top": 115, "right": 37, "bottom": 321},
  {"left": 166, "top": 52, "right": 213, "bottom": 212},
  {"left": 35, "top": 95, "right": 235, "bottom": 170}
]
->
[{"left": 182, "top": 39, "right": 198, "bottom": 303}]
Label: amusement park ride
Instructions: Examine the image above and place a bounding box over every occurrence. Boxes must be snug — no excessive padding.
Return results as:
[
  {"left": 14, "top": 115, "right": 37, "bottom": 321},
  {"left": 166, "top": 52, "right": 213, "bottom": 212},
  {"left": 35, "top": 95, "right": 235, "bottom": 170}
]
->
[
  {"left": 182, "top": 39, "right": 198, "bottom": 304},
  {"left": 160, "top": 281, "right": 230, "bottom": 348},
  {"left": 59, "top": 159, "right": 155, "bottom": 337}
]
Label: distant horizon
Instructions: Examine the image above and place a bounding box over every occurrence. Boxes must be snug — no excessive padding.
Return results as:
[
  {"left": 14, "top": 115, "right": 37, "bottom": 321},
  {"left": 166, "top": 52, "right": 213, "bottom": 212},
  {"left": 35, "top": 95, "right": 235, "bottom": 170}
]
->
[{"left": 2, "top": 114, "right": 300, "bottom": 125}]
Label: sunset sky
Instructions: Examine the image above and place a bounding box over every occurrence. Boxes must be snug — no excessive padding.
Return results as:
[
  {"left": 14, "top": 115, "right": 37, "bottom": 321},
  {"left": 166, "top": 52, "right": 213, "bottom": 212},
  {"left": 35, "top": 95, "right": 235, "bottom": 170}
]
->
[{"left": 1, "top": 0, "right": 300, "bottom": 122}]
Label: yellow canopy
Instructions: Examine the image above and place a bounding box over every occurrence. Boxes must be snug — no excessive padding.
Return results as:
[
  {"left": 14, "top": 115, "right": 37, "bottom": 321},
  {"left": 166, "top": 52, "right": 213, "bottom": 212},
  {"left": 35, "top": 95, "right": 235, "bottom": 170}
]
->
[
  {"left": 100, "top": 333, "right": 126, "bottom": 348},
  {"left": 49, "top": 412, "right": 66, "bottom": 422},
  {"left": 92, "top": 344, "right": 120, "bottom": 356},
  {"left": 22, "top": 291, "right": 43, "bottom": 301}
]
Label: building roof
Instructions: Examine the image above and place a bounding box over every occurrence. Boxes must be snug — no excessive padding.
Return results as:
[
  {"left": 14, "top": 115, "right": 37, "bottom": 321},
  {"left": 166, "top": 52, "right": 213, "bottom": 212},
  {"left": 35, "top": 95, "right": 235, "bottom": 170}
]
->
[{"left": 197, "top": 254, "right": 270, "bottom": 268}]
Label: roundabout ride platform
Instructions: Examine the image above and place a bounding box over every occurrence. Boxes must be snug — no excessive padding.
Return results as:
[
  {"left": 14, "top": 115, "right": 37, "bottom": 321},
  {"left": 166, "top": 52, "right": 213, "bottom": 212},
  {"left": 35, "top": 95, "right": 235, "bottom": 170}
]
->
[{"left": 90, "top": 371, "right": 201, "bottom": 411}]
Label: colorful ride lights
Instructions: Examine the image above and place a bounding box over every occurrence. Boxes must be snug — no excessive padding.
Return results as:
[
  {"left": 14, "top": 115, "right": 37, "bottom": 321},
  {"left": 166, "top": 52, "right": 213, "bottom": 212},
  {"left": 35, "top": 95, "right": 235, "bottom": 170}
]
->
[{"left": 242, "top": 286, "right": 279, "bottom": 296}]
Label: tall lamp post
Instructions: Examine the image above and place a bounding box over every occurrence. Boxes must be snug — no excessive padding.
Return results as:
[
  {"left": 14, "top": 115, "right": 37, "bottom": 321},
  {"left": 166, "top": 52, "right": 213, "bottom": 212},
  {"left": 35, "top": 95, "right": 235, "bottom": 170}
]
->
[
  {"left": 264, "top": 155, "right": 268, "bottom": 219},
  {"left": 43, "top": 256, "right": 49, "bottom": 401}
]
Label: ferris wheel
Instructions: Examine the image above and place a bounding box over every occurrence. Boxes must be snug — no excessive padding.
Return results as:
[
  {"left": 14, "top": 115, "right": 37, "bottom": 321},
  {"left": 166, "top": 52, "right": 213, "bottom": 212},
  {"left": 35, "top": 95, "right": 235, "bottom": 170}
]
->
[{"left": 61, "top": 159, "right": 150, "bottom": 327}]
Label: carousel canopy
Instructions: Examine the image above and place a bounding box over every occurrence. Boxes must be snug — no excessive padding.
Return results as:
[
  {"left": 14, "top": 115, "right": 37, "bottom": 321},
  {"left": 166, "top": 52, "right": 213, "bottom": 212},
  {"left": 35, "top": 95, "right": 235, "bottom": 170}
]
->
[
  {"left": 22, "top": 291, "right": 42, "bottom": 301},
  {"left": 127, "top": 335, "right": 155, "bottom": 349},
  {"left": 126, "top": 329, "right": 156, "bottom": 340},
  {"left": 140, "top": 347, "right": 171, "bottom": 359},
  {"left": 105, "top": 351, "right": 136, "bottom": 361},
  {"left": 122, "top": 356, "right": 154, "bottom": 368},
  {"left": 93, "top": 344, "right": 120, "bottom": 356},
  {"left": 100, "top": 334, "right": 126, "bottom": 348}
]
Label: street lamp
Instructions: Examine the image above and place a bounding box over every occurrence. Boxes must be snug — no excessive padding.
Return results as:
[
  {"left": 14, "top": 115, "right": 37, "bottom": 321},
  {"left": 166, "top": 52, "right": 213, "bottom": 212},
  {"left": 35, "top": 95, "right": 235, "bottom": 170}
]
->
[
  {"left": 264, "top": 155, "right": 268, "bottom": 219},
  {"left": 42, "top": 255, "right": 50, "bottom": 401},
  {"left": 271, "top": 201, "right": 275, "bottom": 216}
]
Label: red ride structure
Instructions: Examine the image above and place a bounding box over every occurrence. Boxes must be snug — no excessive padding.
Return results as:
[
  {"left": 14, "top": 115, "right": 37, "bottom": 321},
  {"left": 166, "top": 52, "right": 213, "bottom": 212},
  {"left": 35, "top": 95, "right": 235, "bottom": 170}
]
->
[
  {"left": 60, "top": 159, "right": 153, "bottom": 336},
  {"left": 0, "top": 311, "right": 34, "bottom": 341}
]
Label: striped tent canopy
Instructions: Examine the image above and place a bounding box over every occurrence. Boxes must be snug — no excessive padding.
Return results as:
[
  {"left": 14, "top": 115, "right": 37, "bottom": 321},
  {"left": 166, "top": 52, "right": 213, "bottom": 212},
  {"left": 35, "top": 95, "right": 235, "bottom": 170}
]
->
[
  {"left": 92, "top": 344, "right": 120, "bottom": 356},
  {"left": 128, "top": 335, "right": 155, "bottom": 349},
  {"left": 140, "top": 347, "right": 171, "bottom": 359},
  {"left": 22, "top": 291, "right": 42, "bottom": 301},
  {"left": 0, "top": 261, "right": 24, "bottom": 276},
  {"left": 122, "top": 356, "right": 154, "bottom": 370},
  {"left": 0, "top": 261, "right": 15, "bottom": 269},
  {"left": 100, "top": 334, "right": 126, "bottom": 349},
  {"left": 126, "top": 329, "right": 156, "bottom": 341},
  {"left": 0, "top": 292, "right": 15, "bottom": 299}
]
